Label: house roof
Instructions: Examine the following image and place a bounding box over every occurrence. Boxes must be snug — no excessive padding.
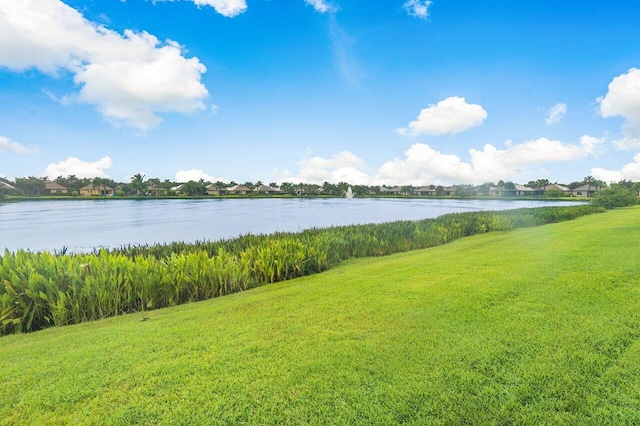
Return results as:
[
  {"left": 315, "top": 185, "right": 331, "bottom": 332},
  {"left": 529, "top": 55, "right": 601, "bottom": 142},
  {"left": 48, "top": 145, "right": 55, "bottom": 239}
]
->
[
  {"left": 544, "top": 184, "right": 570, "bottom": 192},
  {"left": 572, "top": 184, "right": 598, "bottom": 191},
  {"left": 80, "top": 183, "right": 113, "bottom": 191},
  {"left": 513, "top": 184, "right": 533, "bottom": 192},
  {"left": 45, "top": 180, "right": 68, "bottom": 190},
  {"left": 415, "top": 186, "right": 435, "bottom": 191},
  {"left": 0, "top": 181, "right": 15, "bottom": 190},
  {"left": 380, "top": 186, "right": 402, "bottom": 192},
  {"left": 254, "top": 185, "right": 280, "bottom": 192},
  {"left": 228, "top": 184, "right": 252, "bottom": 192}
]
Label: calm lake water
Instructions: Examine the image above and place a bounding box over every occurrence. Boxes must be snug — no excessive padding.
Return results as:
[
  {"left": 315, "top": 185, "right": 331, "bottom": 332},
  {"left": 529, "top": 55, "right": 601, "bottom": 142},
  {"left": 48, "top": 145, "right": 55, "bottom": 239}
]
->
[{"left": 0, "top": 198, "right": 584, "bottom": 253}]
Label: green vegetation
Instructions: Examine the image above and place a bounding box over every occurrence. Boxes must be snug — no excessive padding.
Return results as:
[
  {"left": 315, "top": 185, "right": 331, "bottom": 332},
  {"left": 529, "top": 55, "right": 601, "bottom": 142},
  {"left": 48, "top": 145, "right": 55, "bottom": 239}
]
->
[
  {"left": 0, "top": 206, "right": 602, "bottom": 335},
  {"left": 592, "top": 183, "right": 639, "bottom": 209},
  {"left": 1, "top": 207, "right": 639, "bottom": 424}
]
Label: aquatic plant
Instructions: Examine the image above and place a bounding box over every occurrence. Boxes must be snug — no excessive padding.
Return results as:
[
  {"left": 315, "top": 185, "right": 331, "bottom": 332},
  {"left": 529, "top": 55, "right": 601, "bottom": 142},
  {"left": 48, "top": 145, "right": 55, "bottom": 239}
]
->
[{"left": 0, "top": 205, "right": 603, "bottom": 335}]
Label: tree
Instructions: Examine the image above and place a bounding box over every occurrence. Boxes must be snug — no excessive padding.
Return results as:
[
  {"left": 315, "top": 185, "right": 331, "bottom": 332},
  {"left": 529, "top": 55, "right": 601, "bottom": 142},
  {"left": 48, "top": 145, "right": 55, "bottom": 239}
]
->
[
  {"left": 15, "top": 176, "right": 46, "bottom": 196},
  {"left": 591, "top": 184, "right": 638, "bottom": 209},
  {"left": 130, "top": 173, "right": 146, "bottom": 195},
  {"left": 583, "top": 175, "right": 596, "bottom": 197},
  {"left": 182, "top": 180, "right": 207, "bottom": 196}
]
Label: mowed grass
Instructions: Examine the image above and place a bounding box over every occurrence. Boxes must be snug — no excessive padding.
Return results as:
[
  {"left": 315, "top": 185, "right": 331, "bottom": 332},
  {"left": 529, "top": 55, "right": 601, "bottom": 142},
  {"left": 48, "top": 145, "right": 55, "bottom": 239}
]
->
[{"left": 2, "top": 207, "right": 640, "bottom": 425}]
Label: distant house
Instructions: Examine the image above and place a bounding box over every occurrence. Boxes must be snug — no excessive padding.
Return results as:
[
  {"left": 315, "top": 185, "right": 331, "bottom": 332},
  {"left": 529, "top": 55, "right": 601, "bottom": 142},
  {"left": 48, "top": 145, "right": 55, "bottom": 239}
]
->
[
  {"left": 206, "top": 184, "right": 227, "bottom": 195},
  {"left": 146, "top": 182, "right": 167, "bottom": 196},
  {"left": 442, "top": 186, "right": 458, "bottom": 196},
  {"left": 543, "top": 184, "right": 571, "bottom": 196},
  {"left": 380, "top": 186, "right": 402, "bottom": 196},
  {"left": 513, "top": 184, "right": 534, "bottom": 196},
  {"left": 415, "top": 186, "right": 436, "bottom": 196},
  {"left": 0, "top": 181, "right": 16, "bottom": 191},
  {"left": 571, "top": 184, "right": 598, "bottom": 197},
  {"left": 80, "top": 183, "right": 114, "bottom": 196},
  {"left": 254, "top": 185, "right": 281, "bottom": 195},
  {"left": 171, "top": 184, "right": 186, "bottom": 195},
  {"left": 227, "top": 184, "right": 252, "bottom": 195},
  {"left": 44, "top": 180, "right": 68, "bottom": 195}
]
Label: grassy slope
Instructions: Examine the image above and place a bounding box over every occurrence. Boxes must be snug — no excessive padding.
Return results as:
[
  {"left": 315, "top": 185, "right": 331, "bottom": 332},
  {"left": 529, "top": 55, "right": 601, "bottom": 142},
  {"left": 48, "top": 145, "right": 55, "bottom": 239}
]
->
[{"left": 2, "top": 207, "right": 640, "bottom": 425}]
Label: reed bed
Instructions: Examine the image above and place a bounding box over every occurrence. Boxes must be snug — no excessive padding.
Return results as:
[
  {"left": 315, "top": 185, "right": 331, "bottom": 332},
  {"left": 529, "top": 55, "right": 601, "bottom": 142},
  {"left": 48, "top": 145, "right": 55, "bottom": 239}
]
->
[{"left": 0, "top": 205, "right": 603, "bottom": 335}]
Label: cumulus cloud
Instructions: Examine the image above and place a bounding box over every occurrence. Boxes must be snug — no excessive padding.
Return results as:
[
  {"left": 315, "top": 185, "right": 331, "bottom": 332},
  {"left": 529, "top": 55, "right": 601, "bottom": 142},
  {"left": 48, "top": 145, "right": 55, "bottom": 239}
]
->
[
  {"left": 599, "top": 68, "right": 640, "bottom": 150},
  {"left": 397, "top": 97, "right": 488, "bottom": 137},
  {"left": 592, "top": 153, "right": 640, "bottom": 183},
  {"left": 42, "top": 156, "right": 113, "bottom": 178},
  {"left": 546, "top": 103, "right": 567, "bottom": 125},
  {"left": 190, "top": 0, "right": 247, "bottom": 16},
  {"left": 154, "top": 0, "right": 247, "bottom": 17},
  {"left": 0, "top": 136, "right": 36, "bottom": 154},
  {"left": 175, "top": 169, "right": 229, "bottom": 183},
  {"left": 376, "top": 144, "right": 475, "bottom": 185},
  {"left": 377, "top": 136, "right": 598, "bottom": 185},
  {"left": 304, "top": 0, "right": 337, "bottom": 13},
  {"left": 612, "top": 136, "right": 640, "bottom": 151},
  {"left": 281, "top": 151, "right": 370, "bottom": 184},
  {"left": 579, "top": 135, "right": 605, "bottom": 157},
  {"left": 469, "top": 137, "right": 592, "bottom": 183},
  {"left": 0, "top": 0, "right": 208, "bottom": 130},
  {"left": 403, "top": 0, "right": 432, "bottom": 19}
]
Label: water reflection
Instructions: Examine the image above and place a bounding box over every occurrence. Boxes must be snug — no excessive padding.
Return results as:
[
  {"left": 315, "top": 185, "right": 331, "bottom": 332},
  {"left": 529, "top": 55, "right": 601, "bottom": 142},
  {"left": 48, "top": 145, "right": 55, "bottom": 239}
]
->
[{"left": 0, "top": 198, "right": 585, "bottom": 253}]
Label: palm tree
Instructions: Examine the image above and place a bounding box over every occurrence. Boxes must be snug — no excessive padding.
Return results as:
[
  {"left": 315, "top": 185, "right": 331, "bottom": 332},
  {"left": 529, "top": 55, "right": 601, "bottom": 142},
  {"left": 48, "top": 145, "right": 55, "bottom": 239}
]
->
[
  {"left": 583, "top": 176, "right": 596, "bottom": 197},
  {"left": 130, "top": 173, "right": 146, "bottom": 195}
]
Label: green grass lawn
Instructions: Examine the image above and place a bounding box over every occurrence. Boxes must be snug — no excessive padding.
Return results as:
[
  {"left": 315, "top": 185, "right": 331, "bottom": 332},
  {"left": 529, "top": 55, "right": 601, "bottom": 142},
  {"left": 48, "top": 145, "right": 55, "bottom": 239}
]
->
[{"left": 2, "top": 207, "right": 640, "bottom": 425}]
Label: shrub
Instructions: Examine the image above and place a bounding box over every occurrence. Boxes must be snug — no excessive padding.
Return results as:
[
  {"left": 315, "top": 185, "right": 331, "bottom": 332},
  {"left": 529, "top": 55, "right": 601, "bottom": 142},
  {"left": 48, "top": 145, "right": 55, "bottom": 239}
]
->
[{"left": 592, "top": 185, "right": 638, "bottom": 209}]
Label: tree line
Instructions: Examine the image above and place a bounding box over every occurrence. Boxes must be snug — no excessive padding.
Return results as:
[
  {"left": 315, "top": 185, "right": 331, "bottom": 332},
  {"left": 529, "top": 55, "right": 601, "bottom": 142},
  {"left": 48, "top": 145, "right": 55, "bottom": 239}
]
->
[{"left": 0, "top": 174, "right": 638, "bottom": 199}]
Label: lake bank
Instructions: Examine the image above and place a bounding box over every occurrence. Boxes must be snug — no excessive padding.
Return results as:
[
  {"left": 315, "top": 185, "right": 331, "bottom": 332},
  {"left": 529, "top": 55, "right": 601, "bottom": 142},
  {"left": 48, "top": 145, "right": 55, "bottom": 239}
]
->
[
  {"left": 1, "top": 206, "right": 637, "bottom": 424},
  {"left": 0, "top": 198, "right": 587, "bottom": 253}
]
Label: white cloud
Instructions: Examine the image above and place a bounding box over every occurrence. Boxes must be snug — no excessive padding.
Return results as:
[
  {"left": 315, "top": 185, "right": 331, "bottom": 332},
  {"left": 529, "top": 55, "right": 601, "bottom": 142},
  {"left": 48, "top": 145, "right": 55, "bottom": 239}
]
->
[
  {"left": 403, "top": 0, "right": 432, "bottom": 19},
  {"left": 612, "top": 136, "right": 640, "bottom": 150},
  {"left": 592, "top": 153, "right": 640, "bottom": 183},
  {"left": 42, "top": 156, "right": 113, "bottom": 178},
  {"left": 281, "top": 151, "right": 370, "bottom": 184},
  {"left": 397, "top": 97, "right": 488, "bottom": 137},
  {"left": 545, "top": 103, "right": 567, "bottom": 125},
  {"left": 590, "top": 168, "right": 622, "bottom": 184},
  {"left": 191, "top": 0, "right": 247, "bottom": 17},
  {"left": 579, "top": 135, "right": 605, "bottom": 157},
  {"left": 377, "top": 136, "right": 597, "bottom": 185},
  {"left": 469, "top": 137, "right": 589, "bottom": 183},
  {"left": 0, "top": 0, "right": 208, "bottom": 130},
  {"left": 175, "top": 169, "right": 228, "bottom": 183},
  {"left": 0, "top": 136, "right": 36, "bottom": 154},
  {"left": 154, "top": 0, "right": 247, "bottom": 17},
  {"left": 599, "top": 68, "right": 640, "bottom": 149},
  {"left": 304, "top": 0, "right": 337, "bottom": 13},
  {"left": 376, "top": 144, "right": 475, "bottom": 185}
]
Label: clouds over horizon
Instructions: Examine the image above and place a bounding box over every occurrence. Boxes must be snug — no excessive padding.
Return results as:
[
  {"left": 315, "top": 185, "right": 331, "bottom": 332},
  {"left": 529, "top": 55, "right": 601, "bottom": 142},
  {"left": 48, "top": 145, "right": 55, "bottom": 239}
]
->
[
  {"left": 0, "top": 0, "right": 209, "bottom": 130},
  {"left": 42, "top": 156, "right": 113, "bottom": 179},
  {"left": 279, "top": 151, "right": 370, "bottom": 185},
  {"left": 599, "top": 67, "right": 640, "bottom": 150},
  {"left": 397, "top": 97, "right": 488, "bottom": 137},
  {"left": 175, "top": 169, "right": 229, "bottom": 183},
  {"left": 280, "top": 135, "right": 601, "bottom": 186}
]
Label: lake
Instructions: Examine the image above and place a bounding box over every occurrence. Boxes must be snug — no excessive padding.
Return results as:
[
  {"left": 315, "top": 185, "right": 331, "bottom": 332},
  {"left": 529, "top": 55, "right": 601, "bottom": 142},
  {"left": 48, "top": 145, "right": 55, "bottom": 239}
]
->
[{"left": 0, "top": 198, "right": 585, "bottom": 253}]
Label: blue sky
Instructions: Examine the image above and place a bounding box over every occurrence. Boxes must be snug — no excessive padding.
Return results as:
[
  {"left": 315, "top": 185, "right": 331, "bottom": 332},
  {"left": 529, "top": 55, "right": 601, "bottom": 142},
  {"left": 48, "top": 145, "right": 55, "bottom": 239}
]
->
[{"left": 1, "top": 0, "right": 640, "bottom": 185}]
